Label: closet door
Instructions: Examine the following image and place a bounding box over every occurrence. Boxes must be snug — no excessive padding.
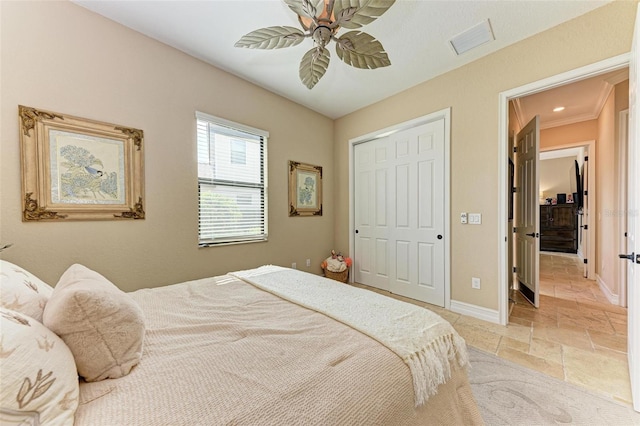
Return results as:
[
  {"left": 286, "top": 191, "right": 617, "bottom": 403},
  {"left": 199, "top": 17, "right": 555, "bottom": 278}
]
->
[
  {"left": 354, "top": 139, "right": 391, "bottom": 291},
  {"left": 354, "top": 118, "right": 446, "bottom": 306}
]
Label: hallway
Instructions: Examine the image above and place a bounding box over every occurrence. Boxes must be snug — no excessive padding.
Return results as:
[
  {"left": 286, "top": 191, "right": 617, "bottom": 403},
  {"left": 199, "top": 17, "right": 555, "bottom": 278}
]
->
[{"left": 508, "top": 252, "right": 631, "bottom": 405}]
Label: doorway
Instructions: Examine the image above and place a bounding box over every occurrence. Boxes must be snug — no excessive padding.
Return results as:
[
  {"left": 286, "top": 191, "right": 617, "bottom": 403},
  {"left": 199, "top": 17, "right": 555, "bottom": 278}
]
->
[
  {"left": 499, "top": 54, "right": 634, "bottom": 408},
  {"left": 498, "top": 54, "right": 630, "bottom": 325},
  {"left": 538, "top": 142, "right": 595, "bottom": 277},
  {"left": 509, "top": 67, "right": 629, "bottom": 312}
]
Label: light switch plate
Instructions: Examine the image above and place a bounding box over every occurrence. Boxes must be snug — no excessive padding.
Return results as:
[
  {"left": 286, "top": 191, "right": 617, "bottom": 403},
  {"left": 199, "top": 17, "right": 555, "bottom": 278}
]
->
[{"left": 469, "top": 213, "right": 482, "bottom": 224}]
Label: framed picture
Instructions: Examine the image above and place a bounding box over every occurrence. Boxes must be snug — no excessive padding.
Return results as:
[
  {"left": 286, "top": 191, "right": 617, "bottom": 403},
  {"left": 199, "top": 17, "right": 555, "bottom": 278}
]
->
[
  {"left": 288, "top": 160, "right": 322, "bottom": 216},
  {"left": 19, "top": 105, "right": 145, "bottom": 221}
]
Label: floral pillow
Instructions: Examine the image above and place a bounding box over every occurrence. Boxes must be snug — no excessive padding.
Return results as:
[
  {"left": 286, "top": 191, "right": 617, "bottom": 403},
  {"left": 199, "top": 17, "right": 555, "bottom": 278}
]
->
[
  {"left": 0, "top": 260, "right": 54, "bottom": 323},
  {"left": 0, "top": 307, "right": 79, "bottom": 426}
]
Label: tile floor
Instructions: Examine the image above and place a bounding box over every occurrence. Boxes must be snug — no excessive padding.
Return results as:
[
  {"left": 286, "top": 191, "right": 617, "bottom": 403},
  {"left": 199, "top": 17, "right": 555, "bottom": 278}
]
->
[
  {"left": 351, "top": 252, "right": 632, "bottom": 406},
  {"left": 506, "top": 252, "right": 631, "bottom": 406}
]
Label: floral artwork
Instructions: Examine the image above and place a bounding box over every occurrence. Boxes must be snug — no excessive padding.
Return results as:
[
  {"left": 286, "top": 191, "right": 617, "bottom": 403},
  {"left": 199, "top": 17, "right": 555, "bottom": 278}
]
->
[
  {"left": 288, "top": 161, "right": 322, "bottom": 216},
  {"left": 297, "top": 171, "right": 317, "bottom": 208},
  {"left": 50, "top": 130, "right": 125, "bottom": 205},
  {"left": 19, "top": 105, "right": 145, "bottom": 221}
]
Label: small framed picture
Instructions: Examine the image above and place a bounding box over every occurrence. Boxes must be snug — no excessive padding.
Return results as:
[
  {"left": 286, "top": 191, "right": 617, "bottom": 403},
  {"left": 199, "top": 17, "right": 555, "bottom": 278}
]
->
[
  {"left": 567, "top": 193, "right": 574, "bottom": 203},
  {"left": 288, "top": 160, "right": 322, "bottom": 216}
]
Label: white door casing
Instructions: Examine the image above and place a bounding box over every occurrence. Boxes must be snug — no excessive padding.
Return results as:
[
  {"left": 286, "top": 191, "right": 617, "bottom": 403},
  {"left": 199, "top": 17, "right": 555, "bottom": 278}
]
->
[
  {"left": 619, "top": 110, "right": 629, "bottom": 307},
  {"left": 626, "top": 3, "right": 640, "bottom": 411},
  {"left": 582, "top": 154, "right": 592, "bottom": 278},
  {"left": 514, "top": 116, "right": 540, "bottom": 307},
  {"left": 350, "top": 109, "right": 451, "bottom": 308}
]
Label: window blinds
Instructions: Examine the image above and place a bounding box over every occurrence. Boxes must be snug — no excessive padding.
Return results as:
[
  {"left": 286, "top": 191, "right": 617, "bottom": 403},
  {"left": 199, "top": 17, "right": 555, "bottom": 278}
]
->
[{"left": 196, "top": 112, "right": 268, "bottom": 246}]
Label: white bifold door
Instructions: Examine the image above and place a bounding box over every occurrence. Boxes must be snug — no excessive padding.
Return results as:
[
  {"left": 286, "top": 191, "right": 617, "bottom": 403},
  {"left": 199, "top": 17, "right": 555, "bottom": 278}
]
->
[{"left": 354, "top": 118, "right": 446, "bottom": 307}]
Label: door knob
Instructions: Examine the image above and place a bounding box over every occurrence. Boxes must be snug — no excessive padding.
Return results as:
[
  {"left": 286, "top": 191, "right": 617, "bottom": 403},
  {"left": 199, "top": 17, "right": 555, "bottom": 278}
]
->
[
  {"left": 525, "top": 232, "right": 538, "bottom": 237},
  {"left": 618, "top": 252, "right": 640, "bottom": 264}
]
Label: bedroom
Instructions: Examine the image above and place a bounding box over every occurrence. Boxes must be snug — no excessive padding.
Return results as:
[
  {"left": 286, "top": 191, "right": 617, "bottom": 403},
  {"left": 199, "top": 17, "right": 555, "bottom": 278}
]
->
[{"left": 1, "top": 0, "right": 639, "bottom": 423}]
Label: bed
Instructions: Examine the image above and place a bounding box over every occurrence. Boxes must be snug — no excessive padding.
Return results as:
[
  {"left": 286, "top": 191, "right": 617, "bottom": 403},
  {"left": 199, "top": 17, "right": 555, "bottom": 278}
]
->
[{"left": 0, "top": 261, "right": 482, "bottom": 425}]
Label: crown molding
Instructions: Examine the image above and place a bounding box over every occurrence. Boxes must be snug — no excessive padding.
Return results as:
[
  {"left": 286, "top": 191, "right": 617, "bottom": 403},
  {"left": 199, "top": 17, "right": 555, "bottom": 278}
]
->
[{"left": 511, "top": 98, "right": 526, "bottom": 130}]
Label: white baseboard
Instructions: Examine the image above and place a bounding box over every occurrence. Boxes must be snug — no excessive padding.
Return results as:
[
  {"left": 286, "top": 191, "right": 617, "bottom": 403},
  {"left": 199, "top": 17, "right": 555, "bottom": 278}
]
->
[
  {"left": 450, "top": 300, "right": 500, "bottom": 324},
  {"left": 595, "top": 274, "right": 619, "bottom": 305}
]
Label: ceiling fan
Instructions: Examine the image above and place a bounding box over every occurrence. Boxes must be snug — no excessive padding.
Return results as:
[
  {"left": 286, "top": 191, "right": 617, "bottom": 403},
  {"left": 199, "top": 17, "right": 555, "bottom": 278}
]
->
[{"left": 235, "top": 0, "right": 396, "bottom": 89}]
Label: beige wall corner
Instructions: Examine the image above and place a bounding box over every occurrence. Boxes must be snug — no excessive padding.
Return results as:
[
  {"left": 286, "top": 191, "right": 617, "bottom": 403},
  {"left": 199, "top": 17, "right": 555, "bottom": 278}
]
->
[{"left": 0, "top": 1, "right": 334, "bottom": 291}]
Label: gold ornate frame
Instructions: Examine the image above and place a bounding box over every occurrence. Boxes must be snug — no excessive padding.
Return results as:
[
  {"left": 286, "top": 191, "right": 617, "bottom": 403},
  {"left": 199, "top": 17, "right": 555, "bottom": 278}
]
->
[
  {"left": 288, "top": 160, "right": 322, "bottom": 217},
  {"left": 19, "top": 105, "right": 145, "bottom": 221}
]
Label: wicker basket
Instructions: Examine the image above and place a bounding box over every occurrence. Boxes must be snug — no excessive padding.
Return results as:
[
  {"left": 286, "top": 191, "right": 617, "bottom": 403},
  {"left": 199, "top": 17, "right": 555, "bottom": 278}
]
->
[{"left": 324, "top": 268, "right": 349, "bottom": 283}]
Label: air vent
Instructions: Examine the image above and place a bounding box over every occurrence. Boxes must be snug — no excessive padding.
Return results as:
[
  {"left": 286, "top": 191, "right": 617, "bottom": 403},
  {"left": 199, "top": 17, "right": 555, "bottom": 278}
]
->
[{"left": 449, "top": 19, "right": 495, "bottom": 56}]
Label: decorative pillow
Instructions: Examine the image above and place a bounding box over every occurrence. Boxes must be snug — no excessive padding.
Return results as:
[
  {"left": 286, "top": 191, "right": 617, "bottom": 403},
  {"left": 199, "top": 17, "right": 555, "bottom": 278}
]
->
[
  {"left": 0, "top": 260, "right": 54, "bottom": 323},
  {"left": 0, "top": 307, "right": 79, "bottom": 426},
  {"left": 43, "top": 264, "right": 145, "bottom": 382}
]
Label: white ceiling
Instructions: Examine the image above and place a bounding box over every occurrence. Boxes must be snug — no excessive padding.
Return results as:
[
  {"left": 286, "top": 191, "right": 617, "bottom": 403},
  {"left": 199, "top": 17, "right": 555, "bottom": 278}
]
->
[{"left": 74, "top": 0, "right": 613, "bottom": 119}]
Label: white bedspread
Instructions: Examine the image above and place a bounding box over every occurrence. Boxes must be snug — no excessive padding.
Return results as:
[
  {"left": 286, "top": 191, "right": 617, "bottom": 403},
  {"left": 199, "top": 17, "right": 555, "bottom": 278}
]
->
[
  {"left": 75, "top": 272, "right": 482, "bottom": 425},
  {"left": 230, "top": 266, "right": 468, "bottom": 406}
]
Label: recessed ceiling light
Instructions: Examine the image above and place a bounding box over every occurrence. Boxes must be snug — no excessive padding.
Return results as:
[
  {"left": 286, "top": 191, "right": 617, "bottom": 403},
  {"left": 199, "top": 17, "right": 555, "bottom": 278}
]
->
[{"left": 553, "top": 106, "right": 565, "bottom": 112}]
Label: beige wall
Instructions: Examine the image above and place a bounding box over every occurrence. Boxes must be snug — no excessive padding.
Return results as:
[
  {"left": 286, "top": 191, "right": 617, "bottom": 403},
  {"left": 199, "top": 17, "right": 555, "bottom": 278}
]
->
[
  {"left": 596, "top": 91, "right": 617, "bottom": 294},
  {"left": 334, "top": 1, "right": 637, "bottom": 311},
  {"left": 540, "top": 120, "right": 598, "bottom": 149},
  {"left": 0, "top": 1, "right": 334, "bottom": 291},
  {"left": 539, "top": 157, "right": 577, "bottom": 199},
  {"left": 1, "top": 1, "right": 636, "bottom": 308}
]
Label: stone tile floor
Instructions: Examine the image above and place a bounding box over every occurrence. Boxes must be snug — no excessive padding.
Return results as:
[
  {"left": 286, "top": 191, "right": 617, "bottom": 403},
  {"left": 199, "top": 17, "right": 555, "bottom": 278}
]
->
[{"left": 351, "top": 252, "right": 632, "bottom": 406}]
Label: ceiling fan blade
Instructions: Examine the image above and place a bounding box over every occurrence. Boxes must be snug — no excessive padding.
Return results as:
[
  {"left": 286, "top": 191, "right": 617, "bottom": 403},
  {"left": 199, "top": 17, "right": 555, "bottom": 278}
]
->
[
  {"left": 333, "top": 0, "right": 395, "bottom": 29},
  {"left": 299, "top": 47, "right": 330, "bottom": 89},
  {"left": 235, "top": 26, "right": 305, "bottom": 49},
  {"left": 335, "top": 31, "right": 390, "bottom": 69},
  {"left": 284, "top": 0, "right": 326, "bottom": 19}
]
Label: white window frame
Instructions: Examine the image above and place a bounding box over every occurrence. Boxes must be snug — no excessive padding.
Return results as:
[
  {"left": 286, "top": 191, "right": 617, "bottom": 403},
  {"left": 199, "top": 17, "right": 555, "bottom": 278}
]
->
[{"left": 196, "top": 111, "right": 269, "bottom": 246}]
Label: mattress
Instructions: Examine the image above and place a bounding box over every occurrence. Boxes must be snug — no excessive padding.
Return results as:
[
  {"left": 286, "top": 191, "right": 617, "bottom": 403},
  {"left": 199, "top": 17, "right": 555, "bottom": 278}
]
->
[{"left": 75, "top": 274, "right": 482, "bottom": 425}]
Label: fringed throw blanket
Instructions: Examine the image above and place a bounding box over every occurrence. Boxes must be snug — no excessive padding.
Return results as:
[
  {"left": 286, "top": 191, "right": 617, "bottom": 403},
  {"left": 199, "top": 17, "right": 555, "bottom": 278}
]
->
[{"left": 230, "top": 265, "right": 469, "bottom": 406}]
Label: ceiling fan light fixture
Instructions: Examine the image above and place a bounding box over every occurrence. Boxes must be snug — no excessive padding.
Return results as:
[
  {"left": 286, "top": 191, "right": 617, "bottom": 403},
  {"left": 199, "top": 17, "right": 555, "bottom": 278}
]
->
[
  {"left": 298, "top": 0, "right": 335, "bottom": 31},
  {"left": 449, "top": 19, "right": 495, "bottom": 56},
  {"left": 235, "top": 0, "right": 396, "bottom": 89}
]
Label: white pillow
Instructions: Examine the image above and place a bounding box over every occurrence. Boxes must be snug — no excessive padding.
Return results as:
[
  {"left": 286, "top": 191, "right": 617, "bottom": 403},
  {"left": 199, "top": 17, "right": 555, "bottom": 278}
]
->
[
  {"left": 0, "top": 307, "right": 79, "bottom": 426},
  {"left": 43, "top": 264, "right": 145, "bottom": 382},
  {"left": 0, "top": 260, "right": 53, "bottom": 322}
]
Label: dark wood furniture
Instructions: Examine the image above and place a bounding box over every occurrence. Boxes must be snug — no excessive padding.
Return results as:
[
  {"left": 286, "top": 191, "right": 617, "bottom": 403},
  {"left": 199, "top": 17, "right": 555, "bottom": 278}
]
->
[{"left": 540, "top": 204, "right": 578, "bottom": 253}]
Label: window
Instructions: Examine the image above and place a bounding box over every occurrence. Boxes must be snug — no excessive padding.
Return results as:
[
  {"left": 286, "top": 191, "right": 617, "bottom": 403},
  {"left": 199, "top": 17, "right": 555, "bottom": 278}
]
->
[
  {"left": 230, "top": 139, "right": 247, "bottom": 165},
  {"left": 196, "top": 112, "right": 268, "bottom": 246}
]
